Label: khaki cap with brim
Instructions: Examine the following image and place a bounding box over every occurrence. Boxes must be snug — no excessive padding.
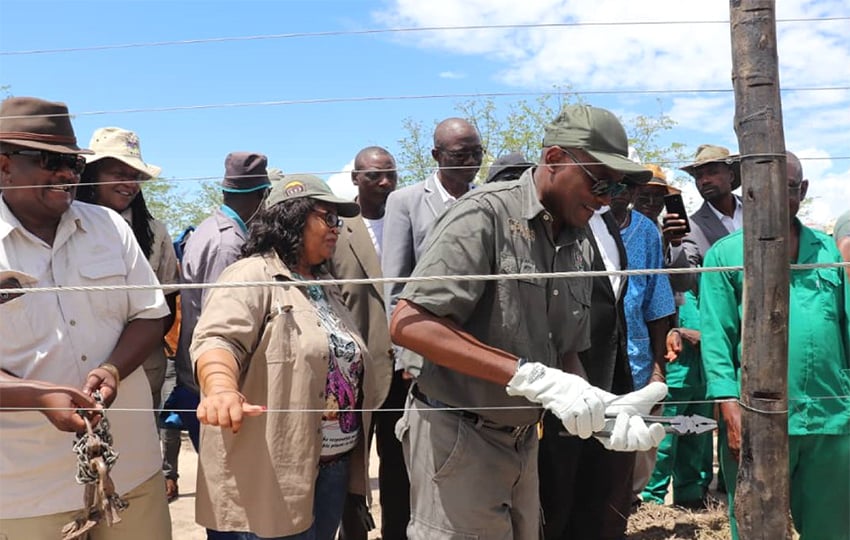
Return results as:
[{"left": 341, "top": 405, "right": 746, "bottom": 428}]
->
[
  {"left": 680, "top": 144, "right": 741, "bottom": 190},
  {"left": 0, "top": 96, "right": 92, "bottom": 155},
  {"left": 85, "top": 127, "right": 162, "bottom": 179},
  {"left": 266, "top": 173, "right": 360, "bottom": 217},
  {"left": 542, "top": 105, "right": 652, "bottom": 184},
  {"left": 644, "top": 164, "right": 681, "bottom": 194}
]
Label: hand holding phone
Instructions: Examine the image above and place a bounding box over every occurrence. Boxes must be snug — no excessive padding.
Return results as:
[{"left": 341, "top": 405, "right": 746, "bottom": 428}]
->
[{"left": 663, "top": 194, "right": 691, "bottom": 245}]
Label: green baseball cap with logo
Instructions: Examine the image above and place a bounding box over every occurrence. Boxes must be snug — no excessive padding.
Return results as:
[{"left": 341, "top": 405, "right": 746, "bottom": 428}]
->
[
  {"left": 542, "top": 105, "right": 652, "bottom": 184},
  {"left": 265, "top": 173, "right": 360, "bottom": 217}
]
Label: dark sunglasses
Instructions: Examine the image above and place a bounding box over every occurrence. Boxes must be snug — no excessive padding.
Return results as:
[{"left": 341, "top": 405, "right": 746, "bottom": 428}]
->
[
  {"left": 4, "top": 150, "right": 87, "bottom": 175},
  {"left": 560, "top": 148, "right": 627, "bottom": 197},
  {"left": 313, "top": 208, "right": 343, "bottom": 229}
]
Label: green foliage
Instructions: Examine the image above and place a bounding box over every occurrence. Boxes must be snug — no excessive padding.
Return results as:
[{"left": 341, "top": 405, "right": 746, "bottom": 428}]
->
[
  {"left": 143, "top": 178, "right": 221, "bottom": 235},
  {"left": 396, "top": 91, "right": 686, "bottom": 188}
]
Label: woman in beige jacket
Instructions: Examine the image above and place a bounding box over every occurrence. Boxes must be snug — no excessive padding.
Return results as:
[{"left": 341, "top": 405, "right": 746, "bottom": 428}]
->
[{"left": 191, "top": 174, "right": 387, "bottom": 540}]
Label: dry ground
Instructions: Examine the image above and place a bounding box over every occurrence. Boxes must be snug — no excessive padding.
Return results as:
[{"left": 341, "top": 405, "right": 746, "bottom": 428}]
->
[{"left": 170, "top": 436, "right": 734, "bottom": 539}]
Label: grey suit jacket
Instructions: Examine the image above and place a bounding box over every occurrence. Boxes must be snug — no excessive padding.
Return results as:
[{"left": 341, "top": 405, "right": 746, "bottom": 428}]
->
[
  {"left": 328, "top": 216, "right": 393, "bottom": 408},
  {"left": 667, "top": 195, "right": 742, "bottom": 293},
  {"left": 381, "top": 173, "right": 451, "bottom": 316}
]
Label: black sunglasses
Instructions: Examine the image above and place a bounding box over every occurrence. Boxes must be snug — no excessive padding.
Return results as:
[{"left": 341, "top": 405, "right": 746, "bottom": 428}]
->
[
  {"left": 438, "top": 147, "right": 485, "bottom": 162},
  {"left": 5, "top": 150, "right": 86, "bottom": 175},
  {"left": 560, "top": 148, "right": 627, "bottom": 197},
  {"left": 313, "top": 208, "right": 343, "bottom": 229}
]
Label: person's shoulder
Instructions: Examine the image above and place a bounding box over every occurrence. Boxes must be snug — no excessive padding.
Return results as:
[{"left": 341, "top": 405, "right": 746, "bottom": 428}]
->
[
  {"left": 70, "top": 201, "right": 132, "bottom": 237},
  {"left": 217, "top": 254, "right": 268, "bottom": 281},
  {"left": 705, "top": 229, "right": 744, "bottom": 262},
  {"left": 387, "top": 180, "right": 426, "bottom": 203}
]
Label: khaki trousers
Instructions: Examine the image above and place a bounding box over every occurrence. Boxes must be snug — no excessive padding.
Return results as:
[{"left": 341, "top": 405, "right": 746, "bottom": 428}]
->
[
  {"left": 0, "top": 472, "right": 171, "bottom": 540},
  {"left": 398, "top": 392, "right": 539, "bottom": 540}
]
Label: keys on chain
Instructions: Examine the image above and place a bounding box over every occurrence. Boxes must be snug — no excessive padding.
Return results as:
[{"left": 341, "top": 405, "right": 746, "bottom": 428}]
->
[{"left": 61, "top": 390, "right": 129, "bottom": 540}]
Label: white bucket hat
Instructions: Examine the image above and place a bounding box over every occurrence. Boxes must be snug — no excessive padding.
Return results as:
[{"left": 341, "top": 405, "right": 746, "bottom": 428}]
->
[{"left": 85, "top": 127, "right": 162, "bottom": 179}]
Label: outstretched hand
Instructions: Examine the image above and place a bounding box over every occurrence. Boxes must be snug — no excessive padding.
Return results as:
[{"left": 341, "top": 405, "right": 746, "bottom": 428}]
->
[
  {"left": 37, "top": 385, "right": 101, "bottom": 433},
  {"left": 197, "top": 390, "right": 266, "bottom": 434}
]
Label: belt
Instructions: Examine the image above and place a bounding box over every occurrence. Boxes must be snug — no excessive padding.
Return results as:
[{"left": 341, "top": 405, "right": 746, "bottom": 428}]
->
[{"left": 412, "top": 386, "right": 535, "bottom": 440}]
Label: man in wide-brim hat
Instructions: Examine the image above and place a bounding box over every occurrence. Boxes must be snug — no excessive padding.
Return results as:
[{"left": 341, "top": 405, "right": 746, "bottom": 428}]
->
[
  {"left": 0, "top": 96, "right": 173, "bottom": 537},
  {"left": 663, "top": 144, "right": 743, "bottom": 294}
]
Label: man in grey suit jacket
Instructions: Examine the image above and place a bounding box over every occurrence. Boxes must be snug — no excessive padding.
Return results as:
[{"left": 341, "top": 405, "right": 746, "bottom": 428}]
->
[
  {"left": 665, "top": 144, "right": 743, "bottom": 293},
  {"left": 381, "top": 118, "right": 483, "bottom": 375}
]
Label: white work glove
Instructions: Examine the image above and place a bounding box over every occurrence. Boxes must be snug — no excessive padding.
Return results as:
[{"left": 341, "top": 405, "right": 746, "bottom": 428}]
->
[
  {"left": 506, "top": 362, "right": 606, "bottom": 439},
  {"left": 593, "top": 381, "right": 668, "bottom": 452}
]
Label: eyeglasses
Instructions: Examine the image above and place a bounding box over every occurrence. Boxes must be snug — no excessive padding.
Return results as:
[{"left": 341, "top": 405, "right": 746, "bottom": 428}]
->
[
  {"left": 560, "top": 148, "right": 627, "bottom": 197},
  {"left": 313, "top": 208, "right": 343, "bottom": 229},
  {"left": 438, "top": 146, "right": 485, "bottom": 162},
  {"left": 5, "top": 150, "right": 86, "bottom": 175}
]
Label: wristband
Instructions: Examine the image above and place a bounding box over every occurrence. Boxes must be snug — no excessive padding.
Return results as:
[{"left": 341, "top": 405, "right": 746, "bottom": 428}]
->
[{"left": 97, "top": 363, "right": 121, "bottom": 387}]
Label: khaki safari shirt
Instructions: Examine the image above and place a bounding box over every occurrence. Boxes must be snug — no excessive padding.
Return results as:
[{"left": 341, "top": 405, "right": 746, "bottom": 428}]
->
[
  {"left": 190, "top": 253, "right": 387, "bottom": 538},
  {"left": 400, "top": 168, "right": 593, "bottom": 427}
]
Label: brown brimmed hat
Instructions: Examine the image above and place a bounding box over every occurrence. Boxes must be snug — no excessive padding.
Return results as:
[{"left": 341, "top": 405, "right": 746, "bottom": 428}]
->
[
  {"left": 221, "top": 152, "right": 272, "bottom": 193},
  {"left": 266, "top": 173, "right": 360, "bottom": 217},
  {"left": 85, "top": 127, "right": 162, "bottom": 179},
  {"left": 542, "top": 105, "right": 652, "bottom": 184},
  {"left": 0, "top": 96, "right": 92, "bottom": 154},
  {"left": 681, "top": 144, "right": 741, "bottom": 190},
  {"left": 644, "top": 164, "right": 680, "bottom": 194}
]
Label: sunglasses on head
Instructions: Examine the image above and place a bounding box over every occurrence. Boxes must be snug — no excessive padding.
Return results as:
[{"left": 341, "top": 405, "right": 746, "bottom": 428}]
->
[
  {"left": 559, "top": 148, "right": 627, "bottom": 197},
  {"left": 5, "top": 150, "right": 86, "bottom": 175},
  {"left": 313, "top": 208, "right": 343, "bottom": 229}
]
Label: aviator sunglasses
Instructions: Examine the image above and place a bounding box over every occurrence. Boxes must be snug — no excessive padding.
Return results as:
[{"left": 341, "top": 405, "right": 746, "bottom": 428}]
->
[
  {"left": 559, "top": 148, "right": 627, "bottom": 197},
  {"left": 5, "top": 150, "right": 87, "bottom": 175}
]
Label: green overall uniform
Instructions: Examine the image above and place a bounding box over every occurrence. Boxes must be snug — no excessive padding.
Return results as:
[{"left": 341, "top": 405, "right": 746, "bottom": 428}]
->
[
  {"left": 641, "top": 289, "right": 714, "bottom": 505},
  {"left": 700, "top": 222, "right": 850, "bottom": 540}
]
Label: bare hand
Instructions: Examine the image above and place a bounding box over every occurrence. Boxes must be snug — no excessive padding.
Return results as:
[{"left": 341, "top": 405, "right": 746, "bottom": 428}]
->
[
  {"left": 665, "top": 329, "right": 683, "bottom": 362},
  {"left": 719, "top": 400, "right": 742, "bottom": 462},
  {"left": 196, "top": 390, "right": 265, "bottom": 434},
  {"left": 82, "top": 367, "right": 119, "bottom": 407},
  {"left": 662, "top": 214, "right": 688, "bottom": 247},
  {"left": 37, "top": 385, "right": 100, "bottom": 433}
]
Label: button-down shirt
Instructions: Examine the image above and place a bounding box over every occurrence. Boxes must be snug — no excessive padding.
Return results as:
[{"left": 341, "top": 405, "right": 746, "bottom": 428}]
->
[
  {"left": 400, "top": 168, "right": 592, "bottom": 426},
  {"left": 700, "top": 221, "right": 850, "bottom": 435},
  {"left": 706, "top": 197, "right": 743, "bottom": 233},
  {"left": 0, "top": 197, "right": 168, "bottom": 518}
]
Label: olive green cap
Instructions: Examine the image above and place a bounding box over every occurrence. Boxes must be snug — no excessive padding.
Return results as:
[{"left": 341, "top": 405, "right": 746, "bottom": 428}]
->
[
  {"left": 542, "top": 105, "right": 652, "bottom": 184},
  {"left": 265, "top": 173, "right": 360, "bottom": 217}
]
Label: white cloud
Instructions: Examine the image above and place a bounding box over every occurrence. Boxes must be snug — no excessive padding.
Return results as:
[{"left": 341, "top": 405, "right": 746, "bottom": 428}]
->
[
  {"left": 374, "top": 0, "right": 850, "bottom": 181},
  {"left": 439, "top": 70, "right": 466, "bottom": 79},
  {"left": 326, "top": 160, "right": 358, "bottom": 201}
]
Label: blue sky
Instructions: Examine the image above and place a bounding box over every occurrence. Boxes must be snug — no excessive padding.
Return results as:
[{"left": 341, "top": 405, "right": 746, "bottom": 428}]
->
[{"left": 1, "top": 0, "right": 848, "bottom": 226}]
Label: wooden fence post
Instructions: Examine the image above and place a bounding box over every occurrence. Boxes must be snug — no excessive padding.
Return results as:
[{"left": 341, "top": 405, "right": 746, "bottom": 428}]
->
[{"left": 729, "top": 1, "right": 792, "bottom": 538}]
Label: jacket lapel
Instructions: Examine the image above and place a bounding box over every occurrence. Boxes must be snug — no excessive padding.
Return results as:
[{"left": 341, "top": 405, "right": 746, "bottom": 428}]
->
[
  {"left": 346, "top": 217, "right": 385, "bottom": 302},
  {"left": 423, "top": 174, "right": 447, "bottom": 219}
]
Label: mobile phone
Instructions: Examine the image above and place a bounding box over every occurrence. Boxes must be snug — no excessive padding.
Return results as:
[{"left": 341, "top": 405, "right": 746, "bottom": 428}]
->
[{"left": 663, "top": 194, "right": 691, "bottom": 234}]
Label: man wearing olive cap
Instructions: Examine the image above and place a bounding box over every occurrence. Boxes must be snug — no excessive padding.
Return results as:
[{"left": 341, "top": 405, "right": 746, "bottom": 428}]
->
[{"left": 389, "top": 104, "right": 669, "bottom": 538}]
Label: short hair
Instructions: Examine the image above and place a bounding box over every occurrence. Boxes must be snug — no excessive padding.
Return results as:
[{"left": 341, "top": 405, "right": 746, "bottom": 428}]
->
[{"left": 353, "top": 146, "right": 393, "bottom": 171}]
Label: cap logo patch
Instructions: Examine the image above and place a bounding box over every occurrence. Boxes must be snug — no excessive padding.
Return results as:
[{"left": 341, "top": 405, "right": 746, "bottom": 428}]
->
[{"left": 284, "top": 181, "right": 305, "bottom": 196}]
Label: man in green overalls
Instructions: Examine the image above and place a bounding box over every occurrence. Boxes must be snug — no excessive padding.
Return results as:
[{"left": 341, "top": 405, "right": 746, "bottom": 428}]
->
[{"left": 700, "top": 152, "right": 850, "bottom": 540}]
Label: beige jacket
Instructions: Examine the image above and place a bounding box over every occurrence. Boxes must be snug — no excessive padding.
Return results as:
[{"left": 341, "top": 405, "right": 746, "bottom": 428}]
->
[{"left": 190, "top": 252, "right": 387, "bottom": 537}]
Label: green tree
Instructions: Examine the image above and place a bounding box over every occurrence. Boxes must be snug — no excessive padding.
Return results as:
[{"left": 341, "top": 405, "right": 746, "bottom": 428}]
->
[
  {"left": 143, "top": 178, "right": 221, "bottom": 235},
  {"left": 396, "top": 92, "right": 687, "bottom": 187}
]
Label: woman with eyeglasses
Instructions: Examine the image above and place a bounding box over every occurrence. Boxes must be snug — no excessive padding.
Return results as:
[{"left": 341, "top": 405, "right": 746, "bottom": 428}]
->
[
  {"left": 191, "top": 174, "right": 386, "bottom": 540},
  {"left": 75, "top": 128, "right": 179, "bottom": 424}
]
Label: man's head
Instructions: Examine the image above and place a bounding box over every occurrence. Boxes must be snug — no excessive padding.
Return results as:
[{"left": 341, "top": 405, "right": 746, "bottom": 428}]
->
[
  {"left": 431, "top": 118, "right": 483, "bottom": 186},
  {"left": 681, "top": 144, "right": 740, "bottom": 203},
  {"left": 352, "top": 146, "right": 397, "bottom": 216},
  {"left": 786, "top": 151, "right": 807, "bottom": 220},
  {"left": 220, "top": 152, "right": 272, "bottom": 222},
  {"left": 633, "top": 164, "right": 680, "bottom": 222},
  {"left": 0, "top": 97, "right": 91, "bottom": 227},
  {"left": 536, "top": 105, "right": 651, "bottom": 228}
]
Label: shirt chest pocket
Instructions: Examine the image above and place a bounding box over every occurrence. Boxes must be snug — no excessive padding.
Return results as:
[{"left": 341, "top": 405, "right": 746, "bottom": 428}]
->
[
  {"left": 78, "top": 258, "right": 128, "bottom": 320},
  {"left": 795, "top": 268, "right": 842, "bottom": 321}
]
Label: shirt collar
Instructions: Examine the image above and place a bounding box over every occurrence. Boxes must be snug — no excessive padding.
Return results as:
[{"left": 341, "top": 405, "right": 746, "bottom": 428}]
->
[
  {"left": 219, "top": 204, "right": 248, "bottom": 235},
  {"left": 519, "top": 167, "right": 547, "bottom": 221},
  {"left": 707, "top": 196, "right": 743, "bottom": 222},
  {"left": 0, "top": 195, "right": 86, "bottom": 243}
]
